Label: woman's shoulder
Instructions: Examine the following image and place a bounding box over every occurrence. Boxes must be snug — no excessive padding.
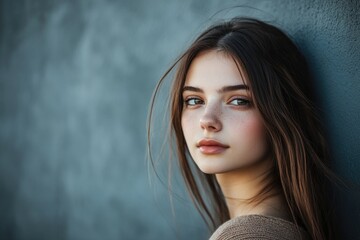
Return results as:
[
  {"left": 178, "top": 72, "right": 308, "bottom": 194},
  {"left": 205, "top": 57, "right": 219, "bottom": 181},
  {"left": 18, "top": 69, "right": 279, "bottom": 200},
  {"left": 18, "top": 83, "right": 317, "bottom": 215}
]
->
[{"left": 209, "top": 214, "right": 310, "bottom": 240}]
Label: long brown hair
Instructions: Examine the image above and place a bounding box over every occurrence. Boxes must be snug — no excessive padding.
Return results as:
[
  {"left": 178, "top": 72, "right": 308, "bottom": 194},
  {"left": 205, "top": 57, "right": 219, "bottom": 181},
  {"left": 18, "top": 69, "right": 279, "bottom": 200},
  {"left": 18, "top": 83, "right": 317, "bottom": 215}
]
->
[{"left": 148, "top": 17, "right": 338, "bottom": 240}]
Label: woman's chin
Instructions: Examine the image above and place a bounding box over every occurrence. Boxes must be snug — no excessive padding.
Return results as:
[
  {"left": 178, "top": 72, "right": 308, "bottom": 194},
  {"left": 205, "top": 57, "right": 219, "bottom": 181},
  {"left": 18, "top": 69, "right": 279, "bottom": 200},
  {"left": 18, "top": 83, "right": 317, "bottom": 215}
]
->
[{"left": 196, "top": 163, "right": 230, "bottom": 175}]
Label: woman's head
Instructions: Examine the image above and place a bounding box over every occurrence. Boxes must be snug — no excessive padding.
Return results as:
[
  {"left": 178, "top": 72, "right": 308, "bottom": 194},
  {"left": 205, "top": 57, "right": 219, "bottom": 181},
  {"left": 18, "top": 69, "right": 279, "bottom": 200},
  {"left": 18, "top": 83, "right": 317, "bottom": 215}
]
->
[
  {"left": 149, "top": 17, "right": 335, "bottom": 240},
  {"left": 181, "top": 50, "right": 271, "bottom": 175},
  {"left": 171, "top": 17, "right": 317, "bottom": 169}
]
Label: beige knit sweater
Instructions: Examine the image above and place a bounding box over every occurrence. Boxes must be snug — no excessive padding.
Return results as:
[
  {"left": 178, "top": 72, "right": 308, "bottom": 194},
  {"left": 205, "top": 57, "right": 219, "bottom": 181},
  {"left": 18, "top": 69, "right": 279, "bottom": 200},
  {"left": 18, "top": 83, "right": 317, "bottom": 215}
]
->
[{"left": 210, "top": 214, "right": 310, "bottom": 240}]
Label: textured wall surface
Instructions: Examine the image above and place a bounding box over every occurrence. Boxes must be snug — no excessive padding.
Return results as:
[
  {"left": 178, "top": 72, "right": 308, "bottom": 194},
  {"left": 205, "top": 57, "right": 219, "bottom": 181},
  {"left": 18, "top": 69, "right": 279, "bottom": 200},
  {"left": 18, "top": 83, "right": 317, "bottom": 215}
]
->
[{"left": 0, "top": 0, "right": 359, "bottom": 239}]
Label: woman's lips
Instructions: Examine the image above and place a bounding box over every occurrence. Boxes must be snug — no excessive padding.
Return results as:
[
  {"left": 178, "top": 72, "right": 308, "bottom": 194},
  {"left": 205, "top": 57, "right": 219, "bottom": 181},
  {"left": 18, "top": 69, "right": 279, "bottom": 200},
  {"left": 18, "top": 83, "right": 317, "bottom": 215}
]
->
[{"left": 197, "top": 139, "right": 229, "bottom": 154}]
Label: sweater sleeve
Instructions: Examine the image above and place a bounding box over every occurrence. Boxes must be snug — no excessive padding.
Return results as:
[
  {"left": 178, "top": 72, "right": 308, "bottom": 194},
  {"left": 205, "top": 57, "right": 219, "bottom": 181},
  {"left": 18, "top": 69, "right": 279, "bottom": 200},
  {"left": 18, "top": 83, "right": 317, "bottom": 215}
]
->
[{"left": 209, "top": 215, "right": 310, "bottom": 240}]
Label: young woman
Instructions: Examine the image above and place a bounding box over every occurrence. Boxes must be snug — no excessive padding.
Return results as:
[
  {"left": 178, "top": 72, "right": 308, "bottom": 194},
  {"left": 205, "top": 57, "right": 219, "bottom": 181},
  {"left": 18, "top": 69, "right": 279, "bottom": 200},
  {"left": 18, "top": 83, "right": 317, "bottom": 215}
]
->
[{"left": 148, "top": 17, "right": 338, "bottom": 240}]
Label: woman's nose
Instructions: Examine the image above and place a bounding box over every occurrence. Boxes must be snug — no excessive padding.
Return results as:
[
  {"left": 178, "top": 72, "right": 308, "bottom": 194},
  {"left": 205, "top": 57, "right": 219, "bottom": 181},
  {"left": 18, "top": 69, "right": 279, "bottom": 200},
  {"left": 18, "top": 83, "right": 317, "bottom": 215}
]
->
[{"left": 199, "top": 104, "right": 222, "bottom": 132}]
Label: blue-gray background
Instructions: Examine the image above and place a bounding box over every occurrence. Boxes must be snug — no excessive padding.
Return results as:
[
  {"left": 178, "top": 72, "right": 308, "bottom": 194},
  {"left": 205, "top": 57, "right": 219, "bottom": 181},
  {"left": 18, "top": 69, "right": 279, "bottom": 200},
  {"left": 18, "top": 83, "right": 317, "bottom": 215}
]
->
[{"left": 0, "top": 0, "right": 359, "bottom": 239}]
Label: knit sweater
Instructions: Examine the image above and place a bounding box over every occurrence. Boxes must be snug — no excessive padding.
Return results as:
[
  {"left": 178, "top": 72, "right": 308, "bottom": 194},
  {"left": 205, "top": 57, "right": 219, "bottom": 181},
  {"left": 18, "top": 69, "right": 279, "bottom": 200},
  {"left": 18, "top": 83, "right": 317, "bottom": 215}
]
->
[{"left": 209, "top": 214, "right": 310, "bottom": 240}]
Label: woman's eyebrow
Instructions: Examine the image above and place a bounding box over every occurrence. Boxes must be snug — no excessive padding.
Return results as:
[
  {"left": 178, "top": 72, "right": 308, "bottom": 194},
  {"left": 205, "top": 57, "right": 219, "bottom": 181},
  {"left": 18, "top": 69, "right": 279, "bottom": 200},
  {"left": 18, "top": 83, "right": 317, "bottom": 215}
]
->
[
  {"left": 182, "top": 85, "right": 249, "bottom": 93},
  {"left": 182, "top": 86, "right": 203, "bottom": 93},
  {"left": 220, "top": 84, "right": 249, "bottom": 93}
]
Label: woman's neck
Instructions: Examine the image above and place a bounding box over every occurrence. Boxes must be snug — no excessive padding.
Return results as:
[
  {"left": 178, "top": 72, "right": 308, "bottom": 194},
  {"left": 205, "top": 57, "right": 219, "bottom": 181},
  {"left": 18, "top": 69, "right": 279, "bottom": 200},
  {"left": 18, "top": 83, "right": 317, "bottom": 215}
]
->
[{"left": 215, "top": 159, "right": 291, "bottom": 221}]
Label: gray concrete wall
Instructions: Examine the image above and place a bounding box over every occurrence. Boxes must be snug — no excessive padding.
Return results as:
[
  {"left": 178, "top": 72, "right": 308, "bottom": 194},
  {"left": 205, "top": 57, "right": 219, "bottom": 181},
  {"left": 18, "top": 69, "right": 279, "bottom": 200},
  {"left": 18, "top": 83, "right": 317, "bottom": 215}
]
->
[{"left": 0, "top": 0, "right": 359, "bottom": 239}]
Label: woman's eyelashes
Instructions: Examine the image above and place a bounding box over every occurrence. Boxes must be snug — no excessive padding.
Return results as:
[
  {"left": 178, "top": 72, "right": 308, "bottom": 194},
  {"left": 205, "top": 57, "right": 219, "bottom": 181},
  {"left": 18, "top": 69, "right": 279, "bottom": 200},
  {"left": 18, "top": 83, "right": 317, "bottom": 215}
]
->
[
  {"left": 184, "top": 97, "right": 204, "bottom": 106},
  {"left": 228, "top": 97, "right": 251, "bottom": 107}
]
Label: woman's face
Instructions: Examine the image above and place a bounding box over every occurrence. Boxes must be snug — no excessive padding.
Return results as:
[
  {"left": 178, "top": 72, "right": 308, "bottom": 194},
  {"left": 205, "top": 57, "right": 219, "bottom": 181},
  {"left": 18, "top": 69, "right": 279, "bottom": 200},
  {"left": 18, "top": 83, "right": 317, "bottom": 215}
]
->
[{"left": 181, "top": 50, "right": 270, "bottom": 174}]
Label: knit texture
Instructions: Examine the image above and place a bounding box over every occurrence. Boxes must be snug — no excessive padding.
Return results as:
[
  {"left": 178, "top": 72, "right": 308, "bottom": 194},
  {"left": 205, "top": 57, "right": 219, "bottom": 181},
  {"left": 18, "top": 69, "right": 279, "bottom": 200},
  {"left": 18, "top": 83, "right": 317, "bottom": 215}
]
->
[{"left": 209, "top": 214, "right": 310, "bottom": 240}]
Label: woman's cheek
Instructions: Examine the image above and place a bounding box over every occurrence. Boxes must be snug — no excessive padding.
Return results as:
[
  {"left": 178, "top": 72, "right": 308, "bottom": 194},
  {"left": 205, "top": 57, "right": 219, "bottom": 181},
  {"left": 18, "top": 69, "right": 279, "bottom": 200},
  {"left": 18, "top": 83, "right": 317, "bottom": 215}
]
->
[
  {"left": 181, "top": 111, "right": 195, "bottom": 141},
  {"left": 232, "top": 112, "right": 267, "bottom": 148}
]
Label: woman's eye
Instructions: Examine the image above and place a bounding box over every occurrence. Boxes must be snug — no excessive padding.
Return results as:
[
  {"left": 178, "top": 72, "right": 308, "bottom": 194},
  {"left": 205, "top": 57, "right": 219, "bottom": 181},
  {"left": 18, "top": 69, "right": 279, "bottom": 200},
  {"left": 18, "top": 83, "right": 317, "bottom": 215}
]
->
[
  {"left": 184, "top": 97, "right": 204, "bottom": 106},
  {"left": 229, "top": 98, "right": 250, "bottom": 106}
]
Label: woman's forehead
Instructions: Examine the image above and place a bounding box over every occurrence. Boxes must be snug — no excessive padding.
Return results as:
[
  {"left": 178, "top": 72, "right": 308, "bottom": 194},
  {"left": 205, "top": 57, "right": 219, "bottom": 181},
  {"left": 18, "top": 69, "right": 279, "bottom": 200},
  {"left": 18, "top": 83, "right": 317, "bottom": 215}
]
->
[{"left": 184, "top": 50, "right": 249, "bottom": 89}]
